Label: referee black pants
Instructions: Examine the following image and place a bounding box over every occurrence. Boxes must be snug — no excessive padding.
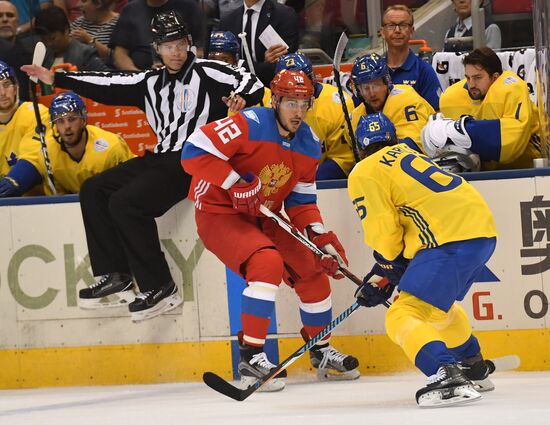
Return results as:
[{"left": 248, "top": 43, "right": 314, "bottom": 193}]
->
[{"left": 79, "top": 150, "right": 192, "bottom": 292}]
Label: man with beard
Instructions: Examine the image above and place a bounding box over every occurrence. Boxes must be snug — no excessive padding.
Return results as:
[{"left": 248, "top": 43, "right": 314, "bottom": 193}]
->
[
  {"left": 427, "top": 47, "right": 542, "bottom": 170},
  {"left": 0, "top": 91, "right": 134, "bottom": 196}
]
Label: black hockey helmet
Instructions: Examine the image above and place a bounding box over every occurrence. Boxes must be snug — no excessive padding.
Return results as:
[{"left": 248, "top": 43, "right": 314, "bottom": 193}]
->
[{"left": 151, "top": 10, "right": 191, "bottom": 45}]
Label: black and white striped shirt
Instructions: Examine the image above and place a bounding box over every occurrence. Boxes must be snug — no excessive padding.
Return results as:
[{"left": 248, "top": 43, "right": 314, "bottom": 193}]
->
[
  {"left": 70, "top": 16, "right": 119, "bottom": 46},
  {"left": 53, "top": 53, "right": 264, "bottom": 153}
]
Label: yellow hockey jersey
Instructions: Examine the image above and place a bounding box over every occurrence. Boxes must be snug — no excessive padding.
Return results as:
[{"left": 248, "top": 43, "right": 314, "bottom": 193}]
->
[
  {"left": 306, "top": 83, "right": 355, "bottom": 175},
  {"left": 346, "top": 84, "right": 434, "bottom": 153},
  {"left": 348, "top": 143, "right": 497, "bottom": 261},
  {"left": 18, "top": 124, "right": 135, "bottom": 195},
  {"left": 440, "top": 71, "right": 541, "bottom": 169},
  {"left": 0, "top": 102, "right": 49, "bottom": 177}
]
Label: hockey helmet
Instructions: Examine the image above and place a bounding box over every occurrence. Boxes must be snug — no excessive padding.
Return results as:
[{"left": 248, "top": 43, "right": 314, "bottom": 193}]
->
[
  {"left": 275, "top": 53, "right": 314, "bottom": 82},
  {"left": 355, "top": 112, "right": 396, "bottom": 150},
  {"left": 209, "top": 31, "right": 239, "bottom": 54},
  {"left": 351, "top": 53, "right": 391, "bottom": 87},
  {"left": 151, "top": 10, "right": 191, "bottom": 45},
  {"left": 49, "top": 91, "right": 87, "bottom": 122},
  {"left": 270, "top": 69, "right": 314, "bottom": 100},
  {"left": 0, "top": 61, "right": 16, "bottom": 83}
]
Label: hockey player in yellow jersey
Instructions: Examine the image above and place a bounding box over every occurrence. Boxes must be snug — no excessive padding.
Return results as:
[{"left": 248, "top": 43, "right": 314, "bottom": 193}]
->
[
  {"left": 430, "top": 47, "right": 541, "bottom": 170},
  {"left": 349, "top": 112, "right": 498, "bottom": 408},
  {"left": 346, "top": 53, "right": 434, "bottom": 154},
  {"left": 0, "top": 92, "right": 134, "bottom": 196},
  {"left": 0, "top": 61, "right": 49, "bottom": 178},
  {"left": 275, "top": 52, "right": 356, "bottom": 179}
]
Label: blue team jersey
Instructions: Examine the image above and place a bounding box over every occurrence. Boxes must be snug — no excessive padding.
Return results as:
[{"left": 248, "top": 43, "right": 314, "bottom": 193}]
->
[{"left": 387, "top": 49, "right": 442, "bottom": 111}]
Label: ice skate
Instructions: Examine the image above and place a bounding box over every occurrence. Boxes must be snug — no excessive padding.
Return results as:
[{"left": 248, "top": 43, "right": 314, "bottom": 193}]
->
[
  {"left": 459, "top": 354, "right": 495, "bottom": 392},
  {"left": 129, "top": 281, "right": 183, "bottom": 321},
  {"left": 238, "top": 341, "right": 285, "bottom": 392},
  {"left": 310, "top": 343, "right": 360, "bottom": 381},
  {"left": 416, "top": 364, "right": 481, "bottom": 408},
  {"left": 78, "top": 272, "right": 135, "bottom": 309}
]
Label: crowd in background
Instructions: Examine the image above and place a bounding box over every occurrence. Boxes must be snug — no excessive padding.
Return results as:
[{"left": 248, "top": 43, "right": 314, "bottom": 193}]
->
[{"left": 0, "top": 0, "right": 544, "bottom": 199}]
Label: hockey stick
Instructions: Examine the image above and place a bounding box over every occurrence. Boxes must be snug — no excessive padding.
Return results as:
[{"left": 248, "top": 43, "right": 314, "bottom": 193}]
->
[
  {"left": 259, "top": 205, "right": 390, "bottom": 304},
  {"left": 203, "top": 301, "right": 361, "bottom": 401},
  {"left": 333, "top": 32, "right": 360, "bottom": 164},
  {"left": 29, "top": 42, "right": 56, "bottom": 195},
  {"left": 238, "top": 32, "right": 256, "bottom": 75}
]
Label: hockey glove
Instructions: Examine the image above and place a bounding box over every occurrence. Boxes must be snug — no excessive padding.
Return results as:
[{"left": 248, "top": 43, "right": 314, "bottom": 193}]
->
[
  {"left": 0, "top": 177, "right": 20, "bottom": 197},
  {"left": 355, "top": 272, "right": 395, "bottom": 308},
  {"left": 373, "top": 251, "right": 408, "bottom": 287},
  {"left": 311, "top": 229, "right": 349, "bottom": 279},
  {"left": 228, "top": 172, "right": 265, "bottom": 216},
  {"left": 421, "top": 113, "right": 472, "bottom": 157}
]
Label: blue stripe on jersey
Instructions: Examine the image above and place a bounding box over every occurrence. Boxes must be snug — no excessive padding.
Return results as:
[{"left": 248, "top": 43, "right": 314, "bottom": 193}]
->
[
  {"left": 242, "top": 294, "right": 276, "bottom": 318},
  {"left": 243, "top": 107, "right": 321, "bottom": 160},
  {"left": 181, "top": 141, "right": 208, "bottom": 160},
  {"left": 400, "top": 206, "right": 438, "bottom": 248},
  {"left": 465, "top": 119, "right": 502, "bottom": 161},
  {"left": 299, "top": 307, "right": 332, "bottom": 327},
  {"left": 400, "top": 137, "right": 422, "bottom": 152},
  {"left": 284, "top": 191, "right": 317, "bottom": 209}
]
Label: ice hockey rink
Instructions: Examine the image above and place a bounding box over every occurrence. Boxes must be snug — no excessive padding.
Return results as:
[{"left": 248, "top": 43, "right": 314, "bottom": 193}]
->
[{"left": 1, "top": 371, "right": 549, "bottom": 425}]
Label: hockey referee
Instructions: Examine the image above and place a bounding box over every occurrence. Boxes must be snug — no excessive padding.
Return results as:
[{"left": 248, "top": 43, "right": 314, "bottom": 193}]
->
[{"left": 22, "top": 10, "right": 264, "bottom": 321}]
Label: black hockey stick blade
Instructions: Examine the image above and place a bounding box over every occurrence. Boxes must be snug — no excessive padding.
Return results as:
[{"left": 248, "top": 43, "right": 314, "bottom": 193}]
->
[{"left": 203, "top": 372, "right": 252, "bottom": 401}]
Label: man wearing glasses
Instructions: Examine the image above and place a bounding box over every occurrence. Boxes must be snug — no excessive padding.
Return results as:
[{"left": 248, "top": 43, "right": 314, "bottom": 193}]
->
[{"left": 380, "top": 5, "right": 441, "bottom": 111}]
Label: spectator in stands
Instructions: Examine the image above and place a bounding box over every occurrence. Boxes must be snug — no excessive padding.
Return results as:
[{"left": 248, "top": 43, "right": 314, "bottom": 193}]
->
[
  {"left": 0, "top": 91, "right": 134, "bottom": 197},
  {"left": 444, "top": 0, "right": 501, "bottom": 52},
  {"left": 34, "top": 6, "right": 109, "bottom": 71},
  {"left": 109, "top": 0, "right": 204, "bottom": 71},
  {"left": 380, "top": 4, "right": 441, "bottom": 110},
  {"left": 346, "top": 53, "right": 434, "bottom": 154},
  {"left": 70, "top": 0, "right": 119, "bottom": 65},
  {"left": 219, "top": 0, "right": 299, "bottom": 86},
  {"left": 0, "top": 61, "right": 48, "bottom": 180},
  {"left": 424, "top": 47, "right": 541, "bottom": 170},
  {"left": 275, "top": 52, "right": 356, "bottom": 180},
  {"left": 0, "top": 1, "right": 39, "bottom": 101},
  {"left": 11, "top": 0, "right": 52, "bottom": 36}
]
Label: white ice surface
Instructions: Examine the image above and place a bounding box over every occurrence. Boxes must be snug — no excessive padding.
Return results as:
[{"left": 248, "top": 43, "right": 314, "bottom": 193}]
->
[{"left": 1, "top": 371, "right": 549, "bottom": 425}]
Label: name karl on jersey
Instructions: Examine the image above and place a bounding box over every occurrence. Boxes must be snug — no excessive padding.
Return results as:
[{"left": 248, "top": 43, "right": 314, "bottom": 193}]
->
[{"left": 379, "top": 146, "right": 406, "bottom": 166}]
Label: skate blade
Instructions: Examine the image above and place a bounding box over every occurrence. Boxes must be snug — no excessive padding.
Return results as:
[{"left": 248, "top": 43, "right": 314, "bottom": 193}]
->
[
  {"left": 473, "top": 378, "right": 495, "bottom": 392},
  {"left": 240, "top": 376, "right": 285, "bottom": 392},
  {"left": 131, "top": 292, "right": 183, "bottom": 322},
  {"left": 418, "top": 384, "right": 481, "bottom": 408},
  {"left": 316, "top": 368, "right": 360, "bottom": 381},
  {"left": 78, "top": 290, "right": 135, "bottom": 310}
]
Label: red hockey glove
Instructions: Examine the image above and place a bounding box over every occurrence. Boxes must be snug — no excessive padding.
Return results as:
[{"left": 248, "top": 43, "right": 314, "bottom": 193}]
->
[
  {"left": 311, "top": 231, "right": 349, "bottom": 279},
  {"left": 228, "top": 173, "right": 265, "bottom": 216}
]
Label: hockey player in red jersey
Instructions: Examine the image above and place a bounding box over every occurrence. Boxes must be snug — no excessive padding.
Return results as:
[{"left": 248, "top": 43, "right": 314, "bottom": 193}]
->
[{"left": 181, "top": 69, "right": 360, "bottom": 391}]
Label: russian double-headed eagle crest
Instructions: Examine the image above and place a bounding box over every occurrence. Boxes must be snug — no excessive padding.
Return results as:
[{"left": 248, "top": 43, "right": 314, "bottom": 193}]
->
[{"left": 259, "top": 163, "right": 292, "bottom": 197}]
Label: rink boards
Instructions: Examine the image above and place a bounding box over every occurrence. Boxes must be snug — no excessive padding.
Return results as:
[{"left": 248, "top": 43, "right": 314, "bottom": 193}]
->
[{"left": 1, "top": 170, "right": 550, "bottom": 388}]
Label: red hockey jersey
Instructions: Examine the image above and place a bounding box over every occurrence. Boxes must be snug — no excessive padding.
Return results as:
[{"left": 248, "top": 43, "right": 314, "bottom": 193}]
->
[{"left": 181, "top": 107, "right": 323, "bottom": 231}]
